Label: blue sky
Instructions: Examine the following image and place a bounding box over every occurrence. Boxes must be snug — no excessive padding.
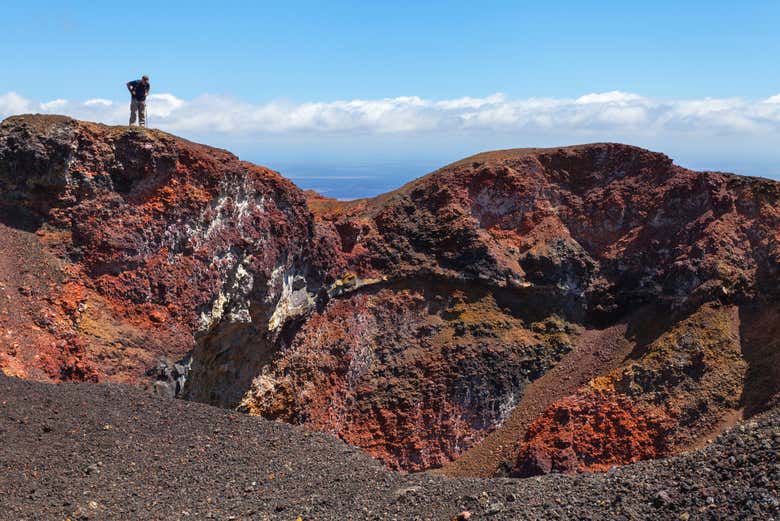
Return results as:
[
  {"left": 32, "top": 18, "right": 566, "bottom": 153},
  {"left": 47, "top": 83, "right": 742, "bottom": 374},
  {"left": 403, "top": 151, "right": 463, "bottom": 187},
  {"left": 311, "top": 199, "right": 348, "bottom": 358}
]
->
[
  {"left": 2, "top": 1, "right": 779, "bottom": 196},
  {"left": 3, "top": 1, "right": 779, "bottom": 101}
]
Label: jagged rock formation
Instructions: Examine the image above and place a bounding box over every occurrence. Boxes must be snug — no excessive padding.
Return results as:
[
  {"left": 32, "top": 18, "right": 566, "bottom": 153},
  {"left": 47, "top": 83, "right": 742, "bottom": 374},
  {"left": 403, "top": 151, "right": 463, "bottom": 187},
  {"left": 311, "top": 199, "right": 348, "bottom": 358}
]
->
[
  {"left": 0, "top": 115, "right": 338, "bottom": 398},
  {"left": 1, "top": 115, "right": 778, "bottom": 475},
  {"left": 246, "top": 144, "right": 780, "bottom": 473}
]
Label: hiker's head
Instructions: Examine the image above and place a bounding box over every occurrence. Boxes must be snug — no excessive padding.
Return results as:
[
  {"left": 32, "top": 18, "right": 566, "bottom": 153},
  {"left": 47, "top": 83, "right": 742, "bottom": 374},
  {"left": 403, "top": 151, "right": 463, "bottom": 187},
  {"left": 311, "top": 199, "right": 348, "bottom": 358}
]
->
[{"left": 142, "top": 75, "right": 149, "bottom": 83}]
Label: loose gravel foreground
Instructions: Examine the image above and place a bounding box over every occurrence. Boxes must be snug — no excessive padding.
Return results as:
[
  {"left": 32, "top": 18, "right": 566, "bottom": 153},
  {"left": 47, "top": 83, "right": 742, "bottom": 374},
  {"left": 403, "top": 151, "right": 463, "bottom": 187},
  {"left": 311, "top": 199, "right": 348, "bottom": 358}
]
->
[{"left": 0, "top": 375, "right": 777, "bottom": 520}]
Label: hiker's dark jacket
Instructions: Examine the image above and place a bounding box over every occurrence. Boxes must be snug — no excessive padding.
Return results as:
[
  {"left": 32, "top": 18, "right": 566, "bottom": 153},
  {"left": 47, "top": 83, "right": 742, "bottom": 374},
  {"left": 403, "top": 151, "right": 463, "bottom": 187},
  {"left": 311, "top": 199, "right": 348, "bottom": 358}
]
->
[{"left": 128, "top": 80, "right": 150, "bottom": 101}]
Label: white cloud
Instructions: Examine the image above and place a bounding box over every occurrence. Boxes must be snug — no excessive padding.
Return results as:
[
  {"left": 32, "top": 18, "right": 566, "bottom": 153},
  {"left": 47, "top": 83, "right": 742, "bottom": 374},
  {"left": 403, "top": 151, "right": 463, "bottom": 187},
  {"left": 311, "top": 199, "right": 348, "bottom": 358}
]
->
[
  {"left": 0, "top": 92, "right": 33, "bottom": 115},
  {"left": 1, "top": 90, "right": 780, "bottom": 139},
  {"left": 436, "top": 93, "right": 506, "bottom": 110},
  {"left": 576, "top": 91, "right": 645, "bottom": 104},
  {"left": 84, "top": 98, "right": 113, "bottom": 107},
  {"left": 40, "top": 99, "right": 68, "bottom": 110}
]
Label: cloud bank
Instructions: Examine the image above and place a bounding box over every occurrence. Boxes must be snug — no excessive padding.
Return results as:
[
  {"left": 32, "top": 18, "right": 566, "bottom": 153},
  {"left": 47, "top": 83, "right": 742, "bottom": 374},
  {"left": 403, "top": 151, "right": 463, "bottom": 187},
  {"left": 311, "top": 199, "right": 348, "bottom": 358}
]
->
[{"left": 2, "top": 90, "right": 780, "bottom": 139}]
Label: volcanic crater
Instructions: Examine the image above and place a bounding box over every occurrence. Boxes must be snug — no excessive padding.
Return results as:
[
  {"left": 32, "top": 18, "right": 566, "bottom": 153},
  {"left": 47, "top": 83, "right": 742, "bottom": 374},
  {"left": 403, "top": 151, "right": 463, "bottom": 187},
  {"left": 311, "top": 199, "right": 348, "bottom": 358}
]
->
[{"left": 1, "top": 114, "right": 779, "bottom": 482}]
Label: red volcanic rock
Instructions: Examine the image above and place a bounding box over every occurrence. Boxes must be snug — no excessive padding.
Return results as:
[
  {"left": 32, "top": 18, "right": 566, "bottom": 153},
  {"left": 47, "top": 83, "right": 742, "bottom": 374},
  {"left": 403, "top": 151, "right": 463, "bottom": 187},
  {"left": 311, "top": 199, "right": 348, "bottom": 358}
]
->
[
  {"left": 513, "top": 391, "right": 672, "bottom": 476},
  {"left": 510, "top": 300, "right": 775, "bottom": 476},
  {"left": 240, "top": 283, "right": 573, "bottom": 471},
  {"left": 256, "top": 145, "right": 780, "bottom": 472},
  {"left": 0, "top": 115, "right": 338, "bottom": 393},
  {"left": 248, "top": 145, "right": 779, "bottom": 472},
  {"left": 310, "top": 145, "right": 780, "bottom": 305},
  {"left": 2, "top": 116, "right": 779, "bottom": 475}
]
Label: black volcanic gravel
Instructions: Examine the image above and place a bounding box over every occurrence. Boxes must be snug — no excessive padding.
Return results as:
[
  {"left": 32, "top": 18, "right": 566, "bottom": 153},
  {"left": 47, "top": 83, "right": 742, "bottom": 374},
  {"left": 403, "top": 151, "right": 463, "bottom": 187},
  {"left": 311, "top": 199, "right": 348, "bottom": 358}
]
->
[{"left": 0, "top": 375, "right": 777, "bottom": 520}]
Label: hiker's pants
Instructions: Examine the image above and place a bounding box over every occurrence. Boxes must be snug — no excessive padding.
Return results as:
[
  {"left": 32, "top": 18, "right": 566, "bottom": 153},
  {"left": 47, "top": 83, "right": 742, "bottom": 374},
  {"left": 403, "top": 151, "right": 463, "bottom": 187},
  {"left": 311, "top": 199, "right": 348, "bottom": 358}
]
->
[{"left": 130, "top": 98, "right": 146, "bottom": 127}]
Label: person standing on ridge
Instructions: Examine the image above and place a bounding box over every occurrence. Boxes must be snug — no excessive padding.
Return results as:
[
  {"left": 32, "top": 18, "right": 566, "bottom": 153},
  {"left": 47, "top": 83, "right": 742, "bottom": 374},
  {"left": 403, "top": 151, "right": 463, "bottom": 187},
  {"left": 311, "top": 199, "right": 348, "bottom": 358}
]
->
[{"left": 126, "top": 75, "right": 150, "bottom": 127}]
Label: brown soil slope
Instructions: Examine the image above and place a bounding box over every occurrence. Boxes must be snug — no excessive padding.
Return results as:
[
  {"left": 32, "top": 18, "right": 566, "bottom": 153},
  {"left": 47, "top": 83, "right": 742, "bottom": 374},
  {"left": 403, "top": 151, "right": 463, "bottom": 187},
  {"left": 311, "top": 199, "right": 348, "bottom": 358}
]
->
[{"left": 1, "top": 375, "right": 778, "bottom": 520}]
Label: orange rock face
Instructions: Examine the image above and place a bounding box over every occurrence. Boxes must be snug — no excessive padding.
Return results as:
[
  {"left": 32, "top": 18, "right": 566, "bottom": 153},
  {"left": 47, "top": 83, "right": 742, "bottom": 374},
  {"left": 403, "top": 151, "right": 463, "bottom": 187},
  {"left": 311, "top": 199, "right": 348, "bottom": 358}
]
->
[
  {"left": 0, "top": 115, "right": 337, "bottom": 391},
  {"left": 513, "top": 391, "right": 672, "bottom": 476},
  {"left": 240, "top": 283, "right": 573, "bottom": 470},
  {"left": 2, "top": 115, "right": 779, "bottom": 474},
  {"left": 270, "top": 145, "right": 780, "bottom": 473},
  {"left": 510, "top": 300, "right": 780, "bottom": 475}
]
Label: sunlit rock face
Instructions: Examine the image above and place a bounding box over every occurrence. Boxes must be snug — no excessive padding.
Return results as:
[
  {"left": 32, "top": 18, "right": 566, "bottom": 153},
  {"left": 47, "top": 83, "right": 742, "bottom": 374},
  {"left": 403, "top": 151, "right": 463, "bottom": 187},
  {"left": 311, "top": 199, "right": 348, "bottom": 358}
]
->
[
  {"left": 0, "top": 115, "right": 338, "bottom": 397},
  {"left": 256, "top": 144, "right": 778, "bottom": 472},
  {"left": 239, "top": 281, "right": 575, "bottom": 471},
  {"left": 2, "top": 115, "right": 778, "bottom": 474}
]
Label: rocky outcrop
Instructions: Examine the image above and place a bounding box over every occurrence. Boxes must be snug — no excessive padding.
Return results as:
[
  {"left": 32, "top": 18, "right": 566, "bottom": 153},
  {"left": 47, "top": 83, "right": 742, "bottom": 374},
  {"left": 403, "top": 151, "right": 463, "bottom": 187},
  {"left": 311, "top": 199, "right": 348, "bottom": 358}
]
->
[
  {"left": 239, "top": 281, "right": 573, "bottom": 470},
  {"left": 245, "top": 144, "right": 780, "bottom": 472},
  {"left": 513, "top": 391, "right": 673, "bottom": 476},
  {"left": 2, "top": 115, "right": 779, "bottom": 475},
  {"left": 512, "top": 301, "right": 780, "bottom": 475},
  {"left": 0, "top": 115, "right": 338, "bottom": 399}
]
